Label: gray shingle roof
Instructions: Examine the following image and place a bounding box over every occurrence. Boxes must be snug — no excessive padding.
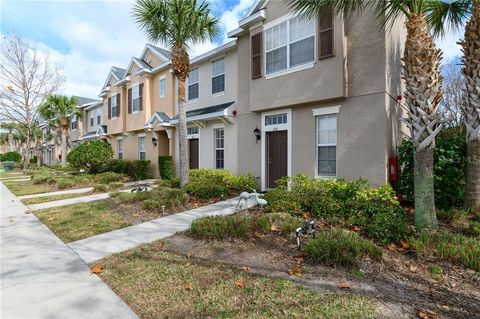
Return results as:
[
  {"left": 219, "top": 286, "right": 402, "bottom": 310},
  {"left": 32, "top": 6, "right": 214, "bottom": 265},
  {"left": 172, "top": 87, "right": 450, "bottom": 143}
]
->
[
  {"left": 153, "top": 112, "right": 170, "bottom": 122},
  {"left": 112, "top": 66, "right": 126, "bottom": 79},
  {"left": 148, "top": 44, "right": 172, "bottom": 60},
  {"left": 132, "top": 57, "right": 151, "bottom": 69},
  {"left": 72, "top": 96, "right": 99, "bottom": 106},
  {"left": 173, "top": 101, "right": 234, "bottom": 120}
]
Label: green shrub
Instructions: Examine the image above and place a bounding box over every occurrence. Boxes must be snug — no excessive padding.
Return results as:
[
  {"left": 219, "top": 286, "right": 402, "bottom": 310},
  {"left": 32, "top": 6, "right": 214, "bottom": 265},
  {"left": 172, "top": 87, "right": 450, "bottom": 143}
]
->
[
  {"left": 143, "top": 199, "right": 164, "bottom": 211},
  {"left": 263, "top": 200, "right": 303, "bottom": 217},
  {"left": 1, "top": 151, "right": 22, "bottom": 163},
  {"left": 410, "top": 231, "right": 480, "bottom": 271},
  {"left": 360, "top": 207, "right": 409, "bottom": 244},
  {"left": 184, "top": 182, "right": 227, "bottom": 199},
  {"left": 29, "top": 156, "right": 38, "bottom": 164},
  {"left": 469, "top": 221, "right": 480, "bottom": 236},
  {"left": 109, "top": 182, "right": 124, "bottom": 190},
  {"left": 93, "top": 184, "right": 109, "bottom": 192},
  {"left": 32, "top": 174, "right": 50, "bottom": 184},
  {"left": 304, "top": 229, "right": 382, "bottom": 267},
  {"left": 57, "top": 178, "right": 75, "bottom": 189},
  {"left": 398, "top": 127, "right": 466, "bottom": 209},
  {"left": 107, "top": 159, "right": 151, "bottom": 180},
  {"left": 158, "top": 156, "right": 174, "bottom": 180},
  {"left": 257, "top": 213, "right": 303, "bottom": 233},
  {"left": 73, "top": 175, "right": 92, "bottom": 185},
  {"left": 1, "top": 161, "right": 16, "bottom": 171},
  {"left": 67, "top": 140, "right": 113, "bottom": 173},
  {"left": 96, "top": 172, "right": 124, "bottom": 184},
  {"left": 190, "top": 215, "right": 250, "bottom": 240}
]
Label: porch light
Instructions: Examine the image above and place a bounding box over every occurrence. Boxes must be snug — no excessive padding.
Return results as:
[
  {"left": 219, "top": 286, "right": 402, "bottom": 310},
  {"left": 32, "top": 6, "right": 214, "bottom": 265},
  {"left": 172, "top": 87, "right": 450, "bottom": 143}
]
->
[
  {"left": 253, "top": 127, "right": 261, "bottom": 143},
  {"left": 152, "top": 137, "right": 157, "bottom": 147}
]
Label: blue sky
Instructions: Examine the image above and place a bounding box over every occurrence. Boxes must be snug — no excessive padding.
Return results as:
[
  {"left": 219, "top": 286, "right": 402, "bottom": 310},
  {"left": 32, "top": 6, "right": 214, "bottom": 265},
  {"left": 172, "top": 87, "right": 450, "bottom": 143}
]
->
[{"left": 1, "top": 0, "right": 463, "bottom": 98}]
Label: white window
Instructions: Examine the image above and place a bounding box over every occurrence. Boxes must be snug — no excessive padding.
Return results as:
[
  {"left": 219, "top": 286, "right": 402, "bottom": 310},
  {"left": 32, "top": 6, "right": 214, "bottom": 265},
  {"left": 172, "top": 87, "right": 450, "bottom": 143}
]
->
[
  {"left": 316, "top": 114, "right": 337, "bottom": 176},
  {"left": 117, "top": 139, "right": 123, "bottom": 159},
  {"left": 211, "top": 58, "right": 225, "bottom": 94},
  {"left": 132, "top": 85, "right": 140, "bottom": 112},
  {"left": 71, "top": 115, "right": 77, "bottom": 130},
  {"left": 111, "top": 94, "right": 119, "bottom": 118},
  {"left": 96, "top": 108, "right": 101, "bottom": 125},
  {"left": 265, "top": 16, "right": 315, "bottom": 75},
  {"left": 188, "top": 68, "right": 199, "bottom": 100},
  {"left": 138, "top": 136, "right": 146, "bottom": 160},
  {"left": 187, "top": 127, "right": 199, "bottom": 135},
  {"left": 214, "top": 128, "right": 224, "bottom": 169},
  {"left": 265, "top": 113, "right": 287, "bottom": 126},
  {"left": 159, "top": 77, "right": 166, "bottom": 98},
  {"left": 89, "top": 112, "right": 94, "bottom": 128}
]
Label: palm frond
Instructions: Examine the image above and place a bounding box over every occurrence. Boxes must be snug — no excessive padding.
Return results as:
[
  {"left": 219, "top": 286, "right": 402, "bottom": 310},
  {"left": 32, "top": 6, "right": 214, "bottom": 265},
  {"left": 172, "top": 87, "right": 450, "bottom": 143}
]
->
[
  {"left": 426, "top": 0, "right": 471, "bottom": 38},
  {"left": 287, "top": 0, "right": 376, "bottom": 20}
]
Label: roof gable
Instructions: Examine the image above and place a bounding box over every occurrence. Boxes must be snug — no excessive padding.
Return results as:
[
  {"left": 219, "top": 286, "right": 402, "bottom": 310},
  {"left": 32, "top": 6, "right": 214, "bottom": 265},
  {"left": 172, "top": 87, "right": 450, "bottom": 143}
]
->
[
  {"left": 101, "top": 66, "right": 126, "bottom": 91},
  {"left": 140, "top": 44, "right": 171, "bottom": 64}
]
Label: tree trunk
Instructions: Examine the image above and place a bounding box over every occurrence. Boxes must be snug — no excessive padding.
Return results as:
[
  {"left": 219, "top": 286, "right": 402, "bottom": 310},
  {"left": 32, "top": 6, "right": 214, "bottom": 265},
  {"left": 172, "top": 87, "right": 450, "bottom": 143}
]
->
[
  {"left": 414, "top": 148, "right": 438, "bottom": 229},
  {"left": 8, "top": 132, "right": 14, "bottom": 151},
  {"left": 37, "top": 146, "right": 41, "bottom": 167},
  {"left": 459, "top": 2, "right": 480, "bottom": 211},
  {"left": 178, "top": 78, "right": 189, "bottom": 186},
  {"left": 61, "top": 128, "right": 67, "bottom": 167},
  {"left": 22, "top": 136, "right": 31, "bottom": 170},
  {"left": 465, "top": 139, "right": 480, "bottom": 211}
]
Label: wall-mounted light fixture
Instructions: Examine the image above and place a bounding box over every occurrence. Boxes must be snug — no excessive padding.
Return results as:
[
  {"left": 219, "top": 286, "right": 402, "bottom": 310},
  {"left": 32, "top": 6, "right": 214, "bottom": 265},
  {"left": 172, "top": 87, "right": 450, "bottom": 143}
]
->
[
  {"left": 152, "top": 137, "right": 158, "bottom": 147},
  {"left": 253, "top": 127, "right": 261, "bottom": 143}
]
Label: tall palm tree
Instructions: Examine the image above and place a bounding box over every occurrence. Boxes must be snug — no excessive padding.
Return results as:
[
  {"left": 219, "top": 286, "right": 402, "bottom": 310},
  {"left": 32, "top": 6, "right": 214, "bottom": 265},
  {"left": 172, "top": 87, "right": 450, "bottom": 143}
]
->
[
  {"left": 288, "top": 0, "right": 460, "bottom": 229},
  {"left": 429, "top": 0, "right": 479, "bottom": 210},
  {"left": 38, "top": 95, "right": 80, "bottom": 167},
  {"left": 132, "top": 0, "right": 219, "bottom": 186}
]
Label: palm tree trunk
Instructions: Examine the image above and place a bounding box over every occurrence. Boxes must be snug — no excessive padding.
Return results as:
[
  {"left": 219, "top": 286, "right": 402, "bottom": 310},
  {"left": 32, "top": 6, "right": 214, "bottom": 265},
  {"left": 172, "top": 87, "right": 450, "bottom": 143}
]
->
[
  {"left": 8, "top": 132, "right": 14, "bottom": 151},
  {"left": 459, "top": 2, "right": 480, "bottom": 211},
  {"left": 178, "top": 78, "right": 189, "bottom": 186},
  {"left": 402, "top": 14, "right": 443, "bottom": 229},
  {"left": 61, "top": 128, "right": 67, "bottom": 167}
]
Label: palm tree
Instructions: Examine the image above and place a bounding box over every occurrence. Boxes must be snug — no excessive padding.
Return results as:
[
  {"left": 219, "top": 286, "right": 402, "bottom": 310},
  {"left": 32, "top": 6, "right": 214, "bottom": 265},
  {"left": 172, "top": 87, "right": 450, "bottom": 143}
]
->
[
  {"left": 132, "top": 0, "right": 219, "bottom": 186},
  {"left": 1, "top": 122, "right": 17, "bottom": 151},
  {"left": 429, "top": 0, "right": 479, "bottom": 210},
  {"left": 288, "top": 0, "right": 462, "bottom": 229},
  {"left": 38, "top": 95, "right": 80, "bottom": 167}
]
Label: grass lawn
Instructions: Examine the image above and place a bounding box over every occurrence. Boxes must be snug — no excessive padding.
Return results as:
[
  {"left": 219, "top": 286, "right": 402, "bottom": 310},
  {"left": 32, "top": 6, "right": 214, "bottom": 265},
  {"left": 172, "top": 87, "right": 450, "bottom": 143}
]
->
[
  {"left": 22, "top": 192, "right": 94, "bottom": 205},
  {"left": 96, "top": 242, "right": 379, "bottom": 319},
  {"left": 35, "top": 201, "right": 131, "bottom": 243},
  {"left": 4, "top": 180, "right": 55, "bottom": 196}
]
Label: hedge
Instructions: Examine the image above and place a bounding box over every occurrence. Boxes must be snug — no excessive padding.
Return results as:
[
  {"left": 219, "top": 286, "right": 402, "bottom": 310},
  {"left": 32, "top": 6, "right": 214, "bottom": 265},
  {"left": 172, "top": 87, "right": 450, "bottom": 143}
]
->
[
  {"left": 107, "top": 159, "right": 151, "bottom": 180},
  {"left": 67, "top": 140, "right": 113, "bottom": 173},
  {"left": 0, "top": 151, "right": 22, "bottom": 163},
  {"left": 158, "top": 156, "right": 174, "bottom": 180}
]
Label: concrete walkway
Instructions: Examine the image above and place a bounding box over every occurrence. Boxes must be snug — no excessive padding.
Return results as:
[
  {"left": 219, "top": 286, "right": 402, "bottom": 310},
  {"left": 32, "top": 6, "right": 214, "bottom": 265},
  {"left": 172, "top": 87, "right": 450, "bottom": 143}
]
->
[
  {"left": 27, "top": 193, "right": 110, "bottom": 211},
  {"left": 0, "top": 182, "right": 138, "bottom": 319},
  {"left": 69, "top": 197, "right": 258, "bottom": 264},
  {"left": 0, "top": 177, "right": 31, "bottom": 182},
  {"left": 18, "top": 187, "right": 94, "bottom": 200}
]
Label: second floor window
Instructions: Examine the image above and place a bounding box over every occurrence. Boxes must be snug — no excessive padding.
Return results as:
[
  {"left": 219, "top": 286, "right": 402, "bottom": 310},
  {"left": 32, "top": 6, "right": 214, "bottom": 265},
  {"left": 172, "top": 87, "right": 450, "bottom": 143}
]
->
[
  {"left": 138, "top": 136, "right": 146, "bottom": 160},
  {"left": 96, "top": 109, "right": 101, "bottom": 125},
  {"left": 71, "top": 115, "right": 77, "bottom": 130},
  {"left": 111, "top": 94, "right": 119, "bottom": 118},
  {"left": 188, "top": 68, "right": 199, "bottom": 101},
  {"left": 265, "top": 16, "right": 315, "bottom": 75},
  {"left": 132, "top": 85, "right": 140, "bottom": 112},
  {"left": 211, "top": 58, "right": 225, "bottom": 94},
  {"left": 159, "top": 77, "right": 166, "bottom": 98}
]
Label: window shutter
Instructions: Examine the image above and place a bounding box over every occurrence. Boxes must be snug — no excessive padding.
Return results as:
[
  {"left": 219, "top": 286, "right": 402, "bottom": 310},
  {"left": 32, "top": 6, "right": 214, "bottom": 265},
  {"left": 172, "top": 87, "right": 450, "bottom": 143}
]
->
[
  {"left": 128, "top": 88, "right": 132, "bottom": 114},
  {"left": 318, "top": 10, "right": 334, "bottom": 59},
  {"left": 139, "top": 83, "right": 144, "bottom": 111},
  {"left": 251, "top": 33, "right": 262, "bottom": 79},
  {"left": 116, "top": 93, "right": 121, "bottom": 117},
  {"left": 108, "top": 97, "right": 111, "bottom": 119}
]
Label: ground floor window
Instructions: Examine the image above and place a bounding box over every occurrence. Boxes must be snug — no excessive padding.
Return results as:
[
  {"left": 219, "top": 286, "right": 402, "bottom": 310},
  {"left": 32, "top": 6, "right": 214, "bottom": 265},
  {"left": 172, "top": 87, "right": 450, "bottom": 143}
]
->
[
  {"left": 138, "top": 136, "right": 146, "bottom": 160},
  {"left": 117, "top": 139, "right": 123, "bottom": 159},
  {"left": 214, "top": 128, "right": 224, "bottom": 169},
  {"left": 316, "top": 114, "right": 337, "bottom": 176}
]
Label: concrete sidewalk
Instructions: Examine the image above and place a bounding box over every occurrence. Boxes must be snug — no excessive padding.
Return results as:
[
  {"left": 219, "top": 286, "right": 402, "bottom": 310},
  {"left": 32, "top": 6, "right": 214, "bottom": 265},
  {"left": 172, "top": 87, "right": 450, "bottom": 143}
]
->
[
  {"left": 69, "top": 197, "right": 258, "bottom": 263},
  {"left": 27, "top": 193, "right": 110, "bottom": 211},
  {"left": 18, "top": 187, "right": 94, "bottom": 199},
  {"left": 0, "top": 182, "right": 138, "bottom": 319}
]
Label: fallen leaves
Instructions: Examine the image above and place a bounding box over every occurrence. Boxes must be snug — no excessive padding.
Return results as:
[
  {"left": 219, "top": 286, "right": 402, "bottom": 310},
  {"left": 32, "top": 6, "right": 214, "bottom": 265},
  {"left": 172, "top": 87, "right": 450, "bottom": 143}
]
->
[
  {"left": 409, "top": 265, "right": 418, "bottom": 273},
  {"left": 234, "top": 278, "right": 246, "bottom": 288},
  {"left": 186, "top": 252, "right": 192, "bottom": 259},
  {"left": 336, "top": 282, "right": 352, "bottom": 289},
  {"left": 416, "top": 310, "right": 438, "bottom": 319},
  {"left": 287, "top": 267, "right": 302, "bottom": 276},
  {"left": 387, "top": 241, "right": 412, "bottom": 253},
  {"left": 270, "top": 224, "right": 281, "bottom": 232},
  {"left": 91, "top": 265, "right": 104, "bottom": 274},
  {"left": 240, "top": 266, "right": 251, "bottom": 272},
  {"left": 185, "top": 283, "right": 193, "bottom": 291}
]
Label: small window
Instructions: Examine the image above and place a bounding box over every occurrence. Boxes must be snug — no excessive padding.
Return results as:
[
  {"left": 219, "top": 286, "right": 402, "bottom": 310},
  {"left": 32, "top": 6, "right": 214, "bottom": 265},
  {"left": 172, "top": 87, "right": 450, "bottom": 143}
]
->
[
  {"left": 132, "top": 85, "right": 140, "bottom": 112},
  {"left": 96, "top": 108, "right": 101, "bottom": 125},
  {"left": 90, "top": 113, "right": 94, "bottom": 127},
  {"left": 117, "top": 139, "right": 123, "bottom": 159},
  {"left": 138, "top": 136, "right": 146, "bottom": 160},
  {"left": 316, "top": 114, "right": 337, "bottom": 176},
  {"left": 214, "top": 128, "right": 224, "bottom": 169},
  {"left": 187, "top": 127, "right": 199, "bottom": 135},
  {"left": 211, "top": 58, "right": 225, "bottom": 94},
  {"left": 111, "top": 94, "right": 119, "bottom": 118},
  {"left": 188, "top": 68, "right": 199, "bottom": 100},
  {"left": 265, "top": 113, "right": 287, "bottom": 126},
  {"left": 159, "top": 77, "right": 166, "bottom": 98},
  {"left": 71, "top": 115, "right": 77, "bottom": 130}
]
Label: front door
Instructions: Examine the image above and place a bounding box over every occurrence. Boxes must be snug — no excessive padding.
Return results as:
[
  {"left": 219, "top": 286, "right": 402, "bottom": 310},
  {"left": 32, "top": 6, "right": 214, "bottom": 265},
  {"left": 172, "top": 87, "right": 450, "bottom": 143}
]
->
[
  {"left": 266, "top": 130, "right": 287, "bottom": 188},
  {"left": 189, "top": 138, "right": 199, "bottom": 169}
]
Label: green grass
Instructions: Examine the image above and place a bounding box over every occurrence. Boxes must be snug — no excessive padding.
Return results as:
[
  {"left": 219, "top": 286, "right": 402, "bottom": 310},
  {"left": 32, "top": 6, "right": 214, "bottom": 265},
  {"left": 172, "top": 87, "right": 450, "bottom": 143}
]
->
[
  {"left": 35, "top": 201, "right": 131, "bottom": 243},
  {"left": 190, "top": 215, "right": 251, "bottom": 240},
  {"left": 96, "top": 243, "right": 379, "bottom": 319},
  {"left": 410, "top": 231, "right": 480, "bottom": 271},
  {"left": 22, "top": 192, "right": 94, "bottom": 205},
  {"left": 4, "top": 180, "right": 55, "bottom": 196},
  {"left": 304, "top": 229, "right": 383, "bottom": 267}
]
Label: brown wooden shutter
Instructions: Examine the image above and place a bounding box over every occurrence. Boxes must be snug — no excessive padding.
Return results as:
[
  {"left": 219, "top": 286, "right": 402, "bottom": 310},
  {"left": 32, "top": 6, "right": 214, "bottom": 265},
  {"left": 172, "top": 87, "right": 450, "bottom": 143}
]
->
[
  {"left": 251, "top": 33, "right": 262, "bottom": 79},
  {"left": 108, "top": 97, "right": 111, "bottom": 119},
  {"left": 318, "top": 10, "right": 334, "bottom": 59},
  {"left": 128, "top": 88, "right": 132, "bottom": 114},
  {"left": 116, "top": 93, "right": 121, "bottom": 117},
  {"left": 139, "top": 83, "right": 144, "bottom": 111}
]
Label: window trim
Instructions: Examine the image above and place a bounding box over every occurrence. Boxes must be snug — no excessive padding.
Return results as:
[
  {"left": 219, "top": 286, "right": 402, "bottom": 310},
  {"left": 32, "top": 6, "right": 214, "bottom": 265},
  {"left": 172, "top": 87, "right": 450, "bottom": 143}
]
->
[
  {"left": 313, "top": 106, "right": 340, "bottom": 178},
  {"left": 117, "top": 138, "right": 124, "bottom": 160},
  {"left": 187, "top": 67, "right": 199, "bottom": 102},
  {"left": 159, "top": 76, "right": 166, "bottom": 98},
  {"left": 263, "top": 14, "right": 316, "bottom": 79},
  {"left": 214, "top": 127, "right": 225, "bottom": 169},
  {"left": 132, "top": 83, "right": 140, "bottom": 113},
  {"left": 211, "top": 57, "right": 225, "bottom": 95},
  {"left": 89, "top": 113, "right": 94, "bottom": 128},
  {"left": 111, "top": 94, "right": 119, "bottom": 119},
  {"left": 138, "top": 135, "right": 146, "bottom": 160}
]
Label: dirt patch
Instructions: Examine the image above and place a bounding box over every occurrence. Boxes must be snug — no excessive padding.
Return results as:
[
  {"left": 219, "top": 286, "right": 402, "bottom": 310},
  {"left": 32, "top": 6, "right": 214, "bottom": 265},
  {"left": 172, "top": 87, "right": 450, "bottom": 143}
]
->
[{"left": 163, "top": 211, "right": 480, "bottom": 319}]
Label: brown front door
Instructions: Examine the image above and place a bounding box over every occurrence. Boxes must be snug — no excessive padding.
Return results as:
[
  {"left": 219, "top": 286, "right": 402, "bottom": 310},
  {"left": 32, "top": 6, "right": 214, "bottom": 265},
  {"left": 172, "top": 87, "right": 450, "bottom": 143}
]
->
[
  {"left": 266, "top": 130, "right": 287, "bottom": 188},
  {"left": 189, "top": 139, "right": 199, "bottom": 169}
]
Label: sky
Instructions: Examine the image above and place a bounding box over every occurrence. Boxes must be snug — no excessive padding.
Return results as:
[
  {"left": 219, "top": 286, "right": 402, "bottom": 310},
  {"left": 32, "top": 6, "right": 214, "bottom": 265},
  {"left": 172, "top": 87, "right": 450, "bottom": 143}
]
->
[{"left": 1, "top": 0, "right": 463, "bottom": 99}]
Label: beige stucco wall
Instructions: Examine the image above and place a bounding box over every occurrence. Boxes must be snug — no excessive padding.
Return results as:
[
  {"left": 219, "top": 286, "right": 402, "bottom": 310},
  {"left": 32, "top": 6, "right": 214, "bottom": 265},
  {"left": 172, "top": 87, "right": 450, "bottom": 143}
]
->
[{"left": 151, "top": 69, "right": 176, "bottom": 118}]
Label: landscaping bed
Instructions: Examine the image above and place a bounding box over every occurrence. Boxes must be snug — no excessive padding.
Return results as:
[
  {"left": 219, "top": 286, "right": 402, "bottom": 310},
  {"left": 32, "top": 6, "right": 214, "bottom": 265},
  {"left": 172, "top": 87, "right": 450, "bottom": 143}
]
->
[{"left": 94, "top": 242, "right": 379, "bottom": 319}]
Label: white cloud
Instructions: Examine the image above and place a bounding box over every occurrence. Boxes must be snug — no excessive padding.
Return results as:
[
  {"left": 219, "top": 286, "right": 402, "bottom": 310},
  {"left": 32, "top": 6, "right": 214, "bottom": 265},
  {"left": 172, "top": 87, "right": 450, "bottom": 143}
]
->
[{"left": 435, "top": 29, "right": 463, "bottom": 64}]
